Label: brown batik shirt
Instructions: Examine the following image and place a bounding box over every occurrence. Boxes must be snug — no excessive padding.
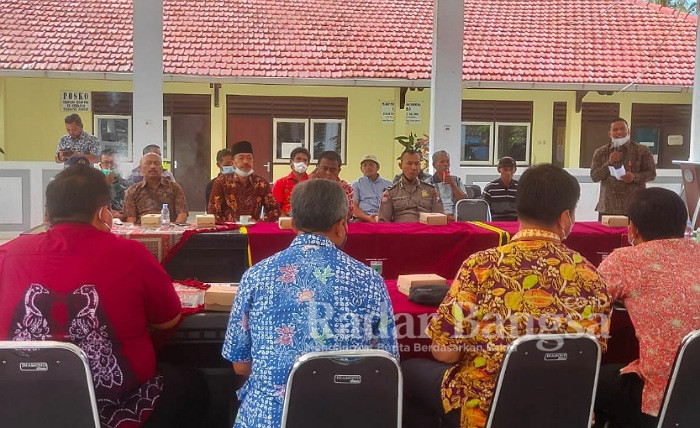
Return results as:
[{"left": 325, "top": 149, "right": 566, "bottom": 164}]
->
[
  {"left": 123, "top": 178, "right": 188, "bottom": 223},
  {"left": 208, "top": 173, "right": 280, "bottom": 222}
]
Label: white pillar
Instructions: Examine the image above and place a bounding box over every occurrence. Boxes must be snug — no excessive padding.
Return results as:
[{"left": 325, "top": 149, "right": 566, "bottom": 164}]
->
[
  {"left": 429, "top": 0, "right": 464, "bottom": 172},
  {"left": 690, "top": 20, "right": 700, "bottom": 162},
  {"left": 132, "top": 0, "right": 164, "bottom": 162}
]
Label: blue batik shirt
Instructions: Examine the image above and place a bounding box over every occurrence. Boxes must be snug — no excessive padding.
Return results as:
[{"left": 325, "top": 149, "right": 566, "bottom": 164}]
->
[{"left": 222, "top": 233, "right": 399, "bottom": 428}]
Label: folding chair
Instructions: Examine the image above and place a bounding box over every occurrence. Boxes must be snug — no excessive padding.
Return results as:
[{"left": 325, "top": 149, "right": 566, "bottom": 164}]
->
[
  {"left": 465, "top": 184, "right": 482, "bottom": 199},
  {"left": 281, "top": 349, "right": 402, "bottom": 428},
  {"left": 0, "top": 341, "right": 100, "bottom": 428},
  {"left": 485, "top": 334, "right": 601, "bottom": 428},
  {"left": 656, "top": 330, "right": 700, "bottom": 428},
  {"left": 455, "top": 198, "right": 492, "bottom": 221}
]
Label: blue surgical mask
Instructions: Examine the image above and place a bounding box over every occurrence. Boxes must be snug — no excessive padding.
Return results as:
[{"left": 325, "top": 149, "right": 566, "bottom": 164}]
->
[{"left": 221, "top": 165, "right": 234, "bottom": 174}]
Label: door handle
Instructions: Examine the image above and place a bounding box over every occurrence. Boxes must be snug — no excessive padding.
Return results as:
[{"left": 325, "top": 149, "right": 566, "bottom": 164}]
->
[{"left": 264, "top": 162, "right": 270, "bottom": 172}]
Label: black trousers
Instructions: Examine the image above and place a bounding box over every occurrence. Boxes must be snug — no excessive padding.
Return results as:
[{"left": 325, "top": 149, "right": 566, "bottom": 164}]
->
[
  {"left": 144, "top": 363, "right": 209, "bottom": 428},
  {"left": 401, "top": 358, "right": 461, "bottom": 428},
  {"left": 593, "top": 363, "right": 659, "bottom": 428}
]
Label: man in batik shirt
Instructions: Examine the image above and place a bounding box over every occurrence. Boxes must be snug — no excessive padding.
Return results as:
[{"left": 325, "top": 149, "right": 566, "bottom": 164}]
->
[
  {"left": 222, "top": 179, "right": 398, "bottom": 427},
  {"left": 402, "top": 164, "right": 612, "bottom": 428},
  {"left": 208, "top": 140, "right": 280, "bottom": 222},
  {"left": 98, "top": 148, "right": 131, "bottom": 220},
  {"left": 55, "top": 114, "right": 101, "bottom": 165}
]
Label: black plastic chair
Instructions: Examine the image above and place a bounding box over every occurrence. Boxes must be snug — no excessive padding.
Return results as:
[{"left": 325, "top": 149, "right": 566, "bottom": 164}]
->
[
  {"left": 0, "top": 341, "right": 100, "bottom": 428},
  {"left": 485, "top": 334, "right": 601, "bottom": 428},
  {"left": 656, "top": 330, "right": 700, "bottom": 428},
  {"left": 281, "top": 349, "right": 402, "bottom": 428},
  {"left": 455, "top": 198, "right": 492, "bottom": 221}
]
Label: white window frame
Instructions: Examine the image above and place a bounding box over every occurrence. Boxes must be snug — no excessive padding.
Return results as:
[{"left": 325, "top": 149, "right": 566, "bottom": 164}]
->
[
  {"left": 460, "top": 121, "right": 494, "bottom": 166},
  {"left": 495, "top": 122, "right": 531, "bottom": 165},
  {"left": 273, "top": 118, "right": 308, "bottom": 163},
  {"left": 162, "top": 116, "right": 172, "bottom": 161},
  {"left": 310, "top": 118, "right": 346, "bottom": 163},
  {"left": 93, "top": 114, "right": 133, "bottom": 162}
]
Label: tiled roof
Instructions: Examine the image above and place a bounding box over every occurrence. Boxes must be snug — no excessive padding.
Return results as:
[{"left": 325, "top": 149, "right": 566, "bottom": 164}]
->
[{"left": 0, "top": 0, "right": 696, "bottom": 86}]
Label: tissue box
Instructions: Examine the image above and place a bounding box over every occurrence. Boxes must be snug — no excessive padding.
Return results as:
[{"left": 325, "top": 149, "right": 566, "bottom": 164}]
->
[
  {"left": 419, "top": 212, "right": 448, "bottom": 226},
  {"left": 601, "top": 215, "right": 629, "bottom": 227},
  {"left": 196, "top": 214, "right": 216, "bottom": 228},
  {"left": 397, "top": 274, "right": 447, "bottom": 296},
  {"left": 140, "top": 214, "right": 161, "bottom": 227},
  {"left": 278, "top": 217, "right": 293, "bottom": 230},
  {"left": 204, "top": 285, "right": 239, "bottom": 311}
]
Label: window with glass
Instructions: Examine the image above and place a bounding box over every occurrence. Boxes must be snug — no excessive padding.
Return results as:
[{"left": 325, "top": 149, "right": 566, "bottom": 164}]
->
[
  {"left": 461, "top": 122, "right": 493, "bottom": 165},
  {"left": 460, "top": 122, "right": 531, "bottom": 165},
  {"left": 495, "top": 122, "right": 530, "bottom": 164},
  {"left": 94, "top": 115, "right": 132, "bottom": 162},
  {"left": 273, "top": 118, "right": 308, "bottom": 162},
  {"left": 310, "top": 119, "right": 345, "bottom": 162}
]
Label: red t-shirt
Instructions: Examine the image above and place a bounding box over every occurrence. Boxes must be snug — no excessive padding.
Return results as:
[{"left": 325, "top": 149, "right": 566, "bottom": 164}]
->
[
  {"left": 272, "top": 171, "right": 308, "bottom": 214},
  {"left": 0, "top": 223, "right": 181, "bottom": 427}
]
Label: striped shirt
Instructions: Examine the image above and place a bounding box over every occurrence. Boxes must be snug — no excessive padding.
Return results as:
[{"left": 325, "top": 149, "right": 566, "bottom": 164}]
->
[{"left": 483, "top": 179, "right": 518, "bottom": 221}]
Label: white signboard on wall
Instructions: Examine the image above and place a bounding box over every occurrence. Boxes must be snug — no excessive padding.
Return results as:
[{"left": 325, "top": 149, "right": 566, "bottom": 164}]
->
[
  {"left": 381, "top": 101, "right": 395, "bottom": 125},
  {"left": 405, "top": 102, "right": 422, "bottom": 124},
  {"left": 61, "top": 91, "right": 91, "bottom": 112}
]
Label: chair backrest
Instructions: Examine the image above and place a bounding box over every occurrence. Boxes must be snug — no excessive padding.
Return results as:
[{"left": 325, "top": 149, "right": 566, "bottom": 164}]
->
[
  {"left": 465, "top": 184, "right": 482, "bottom": 199},
  {"left": 656, "top": 330, "right": 700, "bottom": 428},
  {"left": 485, "top": 334, "right": 601, "bottom": 428},
  {"left": 281, "top": 349, "right": 402, "bottom": 428},
  {"left": 0, "top": 341, "right": 100, "bottom": 428},
  {"left": 455, "top": 198, "right": 492, "bottom": 221}
]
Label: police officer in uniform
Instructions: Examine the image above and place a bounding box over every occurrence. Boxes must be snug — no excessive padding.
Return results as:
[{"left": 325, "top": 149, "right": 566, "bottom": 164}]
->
[{"left": 379, "top": 149, "right": 444, "bottom": 222}]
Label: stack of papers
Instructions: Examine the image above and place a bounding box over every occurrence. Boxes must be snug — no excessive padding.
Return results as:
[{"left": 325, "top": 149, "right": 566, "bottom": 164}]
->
[{"left": 608, "top": 164, "right": 626, "bottom": 181}]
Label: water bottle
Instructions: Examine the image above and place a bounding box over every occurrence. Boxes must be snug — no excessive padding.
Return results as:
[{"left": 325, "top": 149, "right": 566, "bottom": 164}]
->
[
  {"left": 161, "top": 204, "right": 170, "bottom": 227},
  {"left": 684, "top": 220, "right": 694, "bottom": 240}
]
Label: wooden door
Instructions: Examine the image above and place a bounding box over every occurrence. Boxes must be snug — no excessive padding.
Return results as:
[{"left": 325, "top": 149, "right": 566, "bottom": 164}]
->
[
  {"left": 227, "top": 115, "right": 273, "bottom": 182},
  {"left": 172, "top": 115, "right": 211, "bottom": 212},
  {"left": 579, "top": 103, "right": 620, "bottom": 168}
]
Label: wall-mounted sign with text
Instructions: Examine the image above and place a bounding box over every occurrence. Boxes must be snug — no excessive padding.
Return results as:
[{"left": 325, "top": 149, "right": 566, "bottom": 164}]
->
[
  {"left": 61, "top": 91, "right": 91, "bottom": 112},
  {"left": 405, "top": 102, "right": 422, "bottom": 124},
  {"left": 381, "top": 101, "right": 395, "bottom": 125}
]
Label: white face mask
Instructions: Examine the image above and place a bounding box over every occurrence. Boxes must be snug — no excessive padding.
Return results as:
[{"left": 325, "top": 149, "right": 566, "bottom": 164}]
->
[
  {"left": 293, "top": 162, "right": 308, "bottom": 174},
  {"left": 611, "top": 135, "right": 630, "bottom": 147},
  {"left": 221, "top": 165, "right": 234, "bottom": 174},
  {"left": 560, "top": 211, "right": 574, "bottom": 240},
  {"left": 98, "top": 206, "right": 113, "bottom": 231},
  {"left": 235, "top": 168, "right": 254, "bottom": 178}
]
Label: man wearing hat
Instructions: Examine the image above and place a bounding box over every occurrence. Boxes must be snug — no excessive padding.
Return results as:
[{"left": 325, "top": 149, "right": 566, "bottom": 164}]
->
[
  {"left": 208, "top": 140, "right": 280, "bottom": 223},
  {"left": 351, "top": 154, "right": 393, "bottom": 222},
  {"left": 482, "top": 156, "right": 519, "bottom": 221}
]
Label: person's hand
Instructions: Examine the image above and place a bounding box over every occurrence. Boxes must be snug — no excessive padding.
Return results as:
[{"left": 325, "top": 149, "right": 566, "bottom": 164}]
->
[
  {"left": 608, "top": 152, "right": 621, "bottom": 164},
  {"left": 105, "top": 171, "right": 117, "bottom": 185},
  {"left": 621, "top": 172, "right": 634, "bottom": 184},
  {"left": 447, "top": 213, "right": 455, "bottom": 221},
  {"left": 370, "top": 214, "right": 379, "bottom": 223},
  {"left": 444, "top": 175, "right": 456, "bottom": 187}
]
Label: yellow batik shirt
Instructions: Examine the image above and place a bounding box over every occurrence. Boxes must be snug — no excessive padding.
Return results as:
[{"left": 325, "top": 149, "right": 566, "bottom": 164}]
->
[{"left": 426, "top": 231, "right": 612, "bottom": 428}]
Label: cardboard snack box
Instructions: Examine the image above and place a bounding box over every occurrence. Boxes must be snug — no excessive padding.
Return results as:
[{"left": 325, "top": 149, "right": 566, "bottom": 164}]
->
[
  {"left": 278, "top": 217, "right": 293, "bottom": 230},
  {"left": 204, "top": 285, "right": 239, "bottom": 311},
  {"left": 419, "top": 212, "right": 448, "bottom": 226},
  {"left": 601, "top": 215, "right": 629, "bottom": 227},
  {"left": 196, "top": 214, "right": 216, "bottom": 228},
  {"left": 397, "top": 273, "right": 447, "bottom": 296},
  {"left": 141, "top": 214, "right": 161, "bottom": 228}
]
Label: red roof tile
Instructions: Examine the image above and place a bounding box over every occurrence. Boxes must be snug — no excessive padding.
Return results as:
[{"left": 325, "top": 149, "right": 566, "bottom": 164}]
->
[{"left": 0, "top": 0, "right": 696, "bottom": 86}]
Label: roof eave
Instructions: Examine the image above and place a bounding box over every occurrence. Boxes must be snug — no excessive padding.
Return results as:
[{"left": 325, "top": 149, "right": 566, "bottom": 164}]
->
[{"left": 0, "top": 69, "right": 692, "bottom": 93}]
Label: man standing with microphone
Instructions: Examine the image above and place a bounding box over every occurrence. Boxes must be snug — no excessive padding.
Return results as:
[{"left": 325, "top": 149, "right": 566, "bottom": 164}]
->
[{"left": 591, "top": 117, "right": 656, "bottom": 217}]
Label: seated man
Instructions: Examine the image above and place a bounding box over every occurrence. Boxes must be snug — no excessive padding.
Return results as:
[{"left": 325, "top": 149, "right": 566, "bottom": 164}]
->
[
  {"left": 98, "top": 148, "right": 132, "bottom": 220},
  {"left": 205, "top": 148, "right": 233, "bottom": 207},
  {"left": 402, "top": 164, "right": 611, "bottom": 428},
  {"left": 424, "top": 150, "right": 470, "bottom": 218},
  {"left": 482, "top": 156, "right": 519, "bottom": 221},
  {"left": 594, "top": 188, "right": 700, "bottom": 428},
  {"left": 272, "top": 146, "right": 310, "bottom": 216},
  {"left": 312, "top": 150, "right": 354, "bottom": 220},
  {"left": 352, "top": 153, "right": 392, "bottom": 222},
  {"left": 222, "top": 178, "right": 399, "bottom": 427},
  {"left": 208, "top": 140, "right": 280, "bottom": 222},
  {"left": 129, "top": 144, "right": 175, "bottom": 183},
  {"left": 124, "top": 153, "right": 188, "bottom": 224},
  {"left": 0, "top": 164, "right": 207, "bottom": 427},
  {"left": 379, "top": 149, "right": 444, "bottom": 222}
]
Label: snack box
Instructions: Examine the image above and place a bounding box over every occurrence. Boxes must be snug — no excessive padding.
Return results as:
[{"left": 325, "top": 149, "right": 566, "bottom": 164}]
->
[{"left": 397, "top": 274, "right": 447, "bottom": 296}]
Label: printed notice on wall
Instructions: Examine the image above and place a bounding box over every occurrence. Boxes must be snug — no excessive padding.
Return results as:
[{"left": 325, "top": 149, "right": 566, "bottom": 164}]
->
[
  {"left": 381, "top": 101, "right": 395, "bottom": 125},
  {"left": 61, "top": 91, "right": 91, "bottom": 112},
  {"left": 667, "top": 135, "right": 683, "bottom": 146},
  {"left": 405, "top": 102, "right": 422, "bottom": 124}
]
